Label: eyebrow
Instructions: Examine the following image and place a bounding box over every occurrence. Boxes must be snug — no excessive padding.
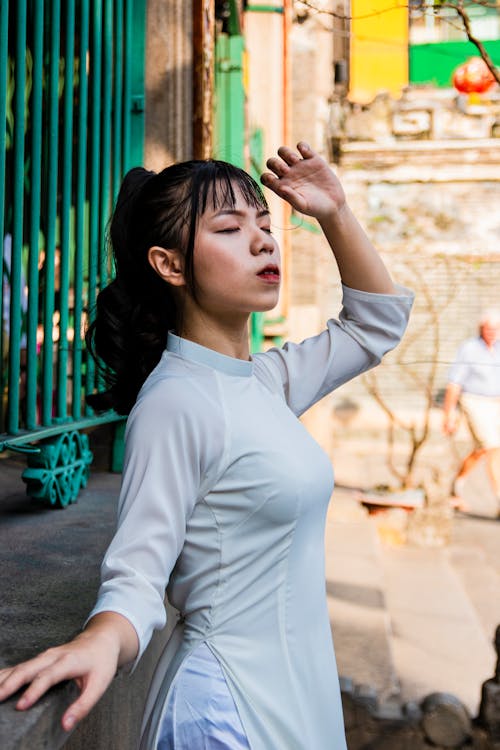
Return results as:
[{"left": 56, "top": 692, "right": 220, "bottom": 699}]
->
[{"left": 212, "top": 208, "right": 270, "bottom": 219}]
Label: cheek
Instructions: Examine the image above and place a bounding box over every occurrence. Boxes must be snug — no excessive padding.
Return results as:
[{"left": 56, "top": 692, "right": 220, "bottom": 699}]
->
[
  {"left": 195, "top": 243, "right": 241, "bottom": 278},
  {"left": 192, "top": 253, "right": 242, "bottom": 301}
]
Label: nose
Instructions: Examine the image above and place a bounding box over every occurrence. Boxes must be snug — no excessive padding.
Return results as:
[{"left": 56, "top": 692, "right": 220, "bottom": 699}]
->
[{"left": 250, "top": 227, "right": 276, "bottom": 256}]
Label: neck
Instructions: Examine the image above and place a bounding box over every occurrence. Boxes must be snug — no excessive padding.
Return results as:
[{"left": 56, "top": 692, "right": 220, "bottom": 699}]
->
[{"left": 180, "top": 311, "right": 251, "bottom": 361}]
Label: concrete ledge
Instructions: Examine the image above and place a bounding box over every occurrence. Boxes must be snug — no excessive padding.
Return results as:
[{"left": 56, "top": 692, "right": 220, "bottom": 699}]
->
[{"left": 0, "top": 460, "right": 171, "bottom": 749}]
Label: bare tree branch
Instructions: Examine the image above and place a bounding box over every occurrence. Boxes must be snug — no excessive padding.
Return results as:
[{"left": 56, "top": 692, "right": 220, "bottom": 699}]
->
[
  {"left": 450, "top": 3, "right": 500, "bottom": 83},
  {"left": 296, "top": 0, "right": 500, "bottom": 84},
  {"left": 297, "top": 0, "right": 409, "bottom": 21}
]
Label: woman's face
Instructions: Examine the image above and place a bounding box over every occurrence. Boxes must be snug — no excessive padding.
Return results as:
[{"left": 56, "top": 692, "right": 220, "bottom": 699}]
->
[{"left": 190, "top": 187, "right": 281, "bottom": 321}]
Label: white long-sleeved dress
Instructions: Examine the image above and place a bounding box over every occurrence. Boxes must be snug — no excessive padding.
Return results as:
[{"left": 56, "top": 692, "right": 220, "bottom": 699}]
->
[{"left": 86, "top": 283, "right": 414, "bottom": 750}]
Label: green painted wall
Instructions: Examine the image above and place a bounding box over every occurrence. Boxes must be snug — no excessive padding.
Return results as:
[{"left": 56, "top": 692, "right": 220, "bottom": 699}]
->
[
  {"left": 214, "top": 33, "right": 245, "bottom": 167},
  {"left": 410, "top": 40, "right": 500, "bottom": 87}
]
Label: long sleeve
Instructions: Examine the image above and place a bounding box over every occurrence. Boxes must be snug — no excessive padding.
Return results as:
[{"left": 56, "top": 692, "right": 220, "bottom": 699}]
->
[
  {"left": 254, "top": 283, "right": 414, "bottom": 416},
  {"left": 85, "top": 372, "right": 226, "bottom": 668}
]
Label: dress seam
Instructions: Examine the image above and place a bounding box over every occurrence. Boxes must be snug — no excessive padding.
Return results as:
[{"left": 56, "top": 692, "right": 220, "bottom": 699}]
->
[{"left": 197, "top": 497, "right": 224, "bottom": 637}]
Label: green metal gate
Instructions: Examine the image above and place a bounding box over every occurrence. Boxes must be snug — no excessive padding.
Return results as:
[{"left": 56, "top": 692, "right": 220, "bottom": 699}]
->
[{"left": 0, "top": 0, "right": 146, "bottom": 506}]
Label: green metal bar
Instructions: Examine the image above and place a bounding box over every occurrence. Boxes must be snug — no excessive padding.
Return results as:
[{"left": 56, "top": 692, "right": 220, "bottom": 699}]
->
[
  {"left": 245, "top": 4, "right": 284, "bottom": 12},
  {"left": 214, "top": 33, "right": 245, "bottom": 167},
  {"left": 85, "top": 0, "right": 103, "bottom": 410},
  {"left": 227, "top": 0, "right": 241, "bottom": 35},
  {"left": 7, "top": 0, "right": 27, "bottom": 434},
  {"left": 72, "top": 0, "right": 90, "bottom": 419},
  {"left": 111, "top": 419, "right": 126, "bottom": 472},
  {"left": 112, "top": 0, "right": 123, "bottom": 201},
  {"left": 0, "top": 411, "right": 125, "bottom": 452},
  {"left": 250, "top": 312, "right": 264, "bottom": 353},
  {"left": 128, "top": 0, "right": 145, "bottom": 168},
  {"left": 26, "top": 0, "right": 44, "bottom": 429},
  {"left": 42, "top": 0, "right": 61, "bottom": 425},
  {"left": 57, "top": 0, "right": 76, "bottom": 420},
  {"left": 214, "top": 34, "right": 228, "bottom": 158},
  {"left": 0, "top": 0, "right": 9, "bottom": 430},
  {"left": 99, "top": 0, "right": 112, "bottom": 294},
  {"left": 122, "top": 0, "right": 132, "bottom": 170},
  {"left": 229, "top": 32, "right": 245, "bottom": 152}
]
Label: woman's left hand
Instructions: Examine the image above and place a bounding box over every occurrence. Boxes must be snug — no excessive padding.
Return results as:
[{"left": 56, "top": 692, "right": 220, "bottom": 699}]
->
[{"left": 260, "top": 142, "right": 345, "bottom": 221}]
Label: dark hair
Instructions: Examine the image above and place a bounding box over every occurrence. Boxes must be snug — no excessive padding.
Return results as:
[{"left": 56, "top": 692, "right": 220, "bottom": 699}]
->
[{"left": 85, "top": 159, "right": 267, "bottom": 415}]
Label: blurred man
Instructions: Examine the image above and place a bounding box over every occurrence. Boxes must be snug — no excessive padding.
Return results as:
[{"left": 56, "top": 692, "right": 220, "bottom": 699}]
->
[{"left": 443, "top": 310, "right": 500, "bottom": 509}]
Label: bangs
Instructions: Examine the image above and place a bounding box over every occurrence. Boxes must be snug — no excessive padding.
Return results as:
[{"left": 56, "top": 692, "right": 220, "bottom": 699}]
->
[
  {"left": 194, "top": 160, "right": 268, "bottom": 217},
  {"left": 153, "top": 160, "right": 268, "bottom": 254}
]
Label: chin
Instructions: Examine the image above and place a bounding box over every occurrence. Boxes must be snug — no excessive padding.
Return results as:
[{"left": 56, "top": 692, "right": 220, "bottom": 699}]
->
[
  {"left": 254, "top": 295, "right": 281, "bottom": 313},
  {"left": 253, "top": 303, "right": 280, "bottom": 314}
]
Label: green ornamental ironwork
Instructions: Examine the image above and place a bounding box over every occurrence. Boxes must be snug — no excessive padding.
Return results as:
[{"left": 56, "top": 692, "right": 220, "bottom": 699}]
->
[{"left": 22, "top": 430, "right": 93, "bottom": 508}]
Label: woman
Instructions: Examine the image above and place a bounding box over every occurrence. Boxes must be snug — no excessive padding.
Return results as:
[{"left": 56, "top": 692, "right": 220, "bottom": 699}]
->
[{"left": 0, "top": 142, "right": 413, "bottom": 749}]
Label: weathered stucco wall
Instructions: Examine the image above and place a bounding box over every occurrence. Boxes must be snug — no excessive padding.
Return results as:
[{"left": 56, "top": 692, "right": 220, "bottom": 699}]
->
[{"left": 337, "top": 139, "right": 500, "bottom": 405}]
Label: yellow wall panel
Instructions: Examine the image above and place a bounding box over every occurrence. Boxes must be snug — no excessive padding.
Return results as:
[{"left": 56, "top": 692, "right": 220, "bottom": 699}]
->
[{"left": 350, "top": 0, "right": 408, "bottom": 103}]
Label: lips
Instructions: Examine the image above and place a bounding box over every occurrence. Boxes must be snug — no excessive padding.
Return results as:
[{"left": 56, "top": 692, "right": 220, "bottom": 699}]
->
[{"left": 257, "top": 264, "right": 280, "bottom": 280}]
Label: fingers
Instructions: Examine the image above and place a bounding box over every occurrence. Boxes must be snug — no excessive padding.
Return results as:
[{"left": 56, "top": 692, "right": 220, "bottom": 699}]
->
[
  {"left": 0, "top": 630, "right": 121, "bottom": 735},
  {"left": 278, "top": 142, "right": 314, "bottom": 164},
  {"left": 264, "top": 142, "right": 314, "bottom": 178},
  {"left": 0, "top": 649, "right": 115, "bottom": 734},
  {"left": 260, "top": 171, "right": 280, "bottom": 189},
  {"left": 265, "top": 156, "right": 289, "bottom": 178},
  {"left": 296, "top": 141, "right": 314, "bottom": 158},
  {"left": 259, "top": 172, "right": 293, "bottom": 199},
  {"left": 61, "top": 675, "right": 110, "bottom": 731},
  {"left": 14, "top": 653, "right": 82, "bottom": 710},
  {"left": 0, "top": 650, "right": 59, "bottom": 706}
]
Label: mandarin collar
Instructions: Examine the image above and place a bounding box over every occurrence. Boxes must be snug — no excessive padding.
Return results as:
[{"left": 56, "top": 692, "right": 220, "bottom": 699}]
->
[{"left": 166, "top": 332, "right": 254, "bottom": 377}]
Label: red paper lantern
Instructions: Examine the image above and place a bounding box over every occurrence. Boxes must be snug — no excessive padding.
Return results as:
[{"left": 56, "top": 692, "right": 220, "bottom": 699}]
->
[{"left": 452, "top": 57, "right": 496, "bottom": 94}]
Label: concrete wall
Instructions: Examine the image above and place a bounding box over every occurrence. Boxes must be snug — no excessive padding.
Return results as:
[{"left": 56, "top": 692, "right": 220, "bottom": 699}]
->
[
  {"left": 144, "top": 0, "right": 194, "bottom": 170},
  {"left": 290, "top": 2, "right": 337, "bottom": 157}
]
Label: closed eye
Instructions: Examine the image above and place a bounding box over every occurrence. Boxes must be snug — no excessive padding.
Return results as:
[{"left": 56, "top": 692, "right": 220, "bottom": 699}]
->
[{"left": 216, "top": 228, "right": 240, "bottom": 234}]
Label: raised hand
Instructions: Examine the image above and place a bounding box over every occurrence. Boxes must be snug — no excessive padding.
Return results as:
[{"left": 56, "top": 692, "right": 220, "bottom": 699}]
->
[
  {"left": 262, "top": 142, "right": 395, "bottom": 294},
  {"left": 260, "top": 142, "right": 345, "bottom": 220}
]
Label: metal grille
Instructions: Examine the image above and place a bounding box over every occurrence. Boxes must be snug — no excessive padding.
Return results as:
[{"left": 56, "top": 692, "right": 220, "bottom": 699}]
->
[{"left": 0, "top": 0, "right": 145, "bottom": 450}]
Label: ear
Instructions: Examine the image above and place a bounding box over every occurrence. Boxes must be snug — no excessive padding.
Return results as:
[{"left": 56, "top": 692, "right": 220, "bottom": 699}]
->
[{"left": 147, "top": 246, "right": 186, "bottom": 287}]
